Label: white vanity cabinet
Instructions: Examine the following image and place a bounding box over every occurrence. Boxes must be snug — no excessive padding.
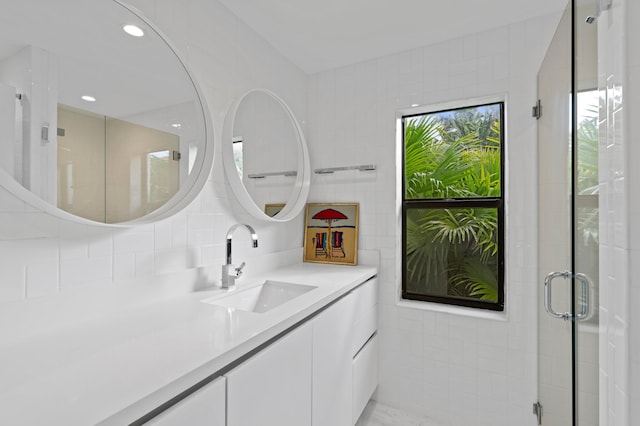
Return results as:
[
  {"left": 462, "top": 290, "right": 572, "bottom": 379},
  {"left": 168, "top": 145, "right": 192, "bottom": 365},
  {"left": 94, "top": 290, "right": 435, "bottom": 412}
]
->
[
  {"left": 225, "top": 322, "right": 313, "bottom": 426},
  {"left": 145, "top": 377, "right": 226, "bottom": 426},
  {"left": 313, "top": 277, "right": 378, "bottom": 426},
  {"left": 352, "top": 333, "right": 378, "bottom": 424},
  {"left": 313, "top": 288, "right": 357, "bottom": 425},
  {"left": 350, "top": 278, "right": 379, "bottom": 424},
  {"left": 143, "top": 276, "right": 377, "bottom": 426}
]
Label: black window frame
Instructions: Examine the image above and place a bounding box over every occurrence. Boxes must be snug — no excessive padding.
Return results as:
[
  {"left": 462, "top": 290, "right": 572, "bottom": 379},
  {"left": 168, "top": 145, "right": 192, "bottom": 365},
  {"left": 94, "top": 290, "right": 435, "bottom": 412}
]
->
[{"left": 401, "top": 101, "right": 505, "bottom": 311}]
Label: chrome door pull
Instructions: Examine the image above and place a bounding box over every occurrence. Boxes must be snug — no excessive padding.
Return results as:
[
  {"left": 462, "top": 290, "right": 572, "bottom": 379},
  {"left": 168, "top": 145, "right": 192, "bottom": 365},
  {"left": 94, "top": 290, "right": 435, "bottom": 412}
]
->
[
  {"left": 544, "top": 271, "right": 592, "bottom": 321},
  {"left": 544, "top": 271, "right": 572, "bottom": 321},
  {"left": 575, "top": 273, "right": 592, "bottom": 321}
]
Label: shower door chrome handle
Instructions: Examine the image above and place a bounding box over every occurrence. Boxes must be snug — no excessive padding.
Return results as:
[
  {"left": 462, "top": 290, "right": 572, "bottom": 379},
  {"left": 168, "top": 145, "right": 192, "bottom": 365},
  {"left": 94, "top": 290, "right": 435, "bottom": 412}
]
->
[
  {"left": 544, "top": 271, "right": 572, "bottom": 320},
  {"left": 544, "top": 271, "right": 592, "bottom": 321},
  {"left": 574, "top": 273, "right": 592, "bottom": 321}
]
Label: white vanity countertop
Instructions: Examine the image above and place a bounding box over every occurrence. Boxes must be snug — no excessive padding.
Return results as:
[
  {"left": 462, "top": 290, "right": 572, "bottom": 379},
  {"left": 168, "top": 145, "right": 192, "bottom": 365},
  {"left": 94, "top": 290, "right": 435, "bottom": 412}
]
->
[{"left": 0, "top": 262, "right": 377, "bottom": 426}]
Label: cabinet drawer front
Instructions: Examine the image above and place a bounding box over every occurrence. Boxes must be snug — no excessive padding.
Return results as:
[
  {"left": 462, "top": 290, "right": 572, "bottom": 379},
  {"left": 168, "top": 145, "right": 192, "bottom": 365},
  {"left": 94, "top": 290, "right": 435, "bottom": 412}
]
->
[
  {"left": 226, "top": 322, "right": 312, "bottom": 426},
  {"left": 352, "top": 333, "right": 378, "bottom": 425},
  {"left": 146, "top": 377, "right": 226, "bottom": 426},
  {"left": 351, "top": 303, "right": 377, "bottom": 356},
  {"left": 350, "top": 278, "right": 377, "bottom": 355},
  {"left": 351, "top": 278, "right": 377, "bottom": 319}
]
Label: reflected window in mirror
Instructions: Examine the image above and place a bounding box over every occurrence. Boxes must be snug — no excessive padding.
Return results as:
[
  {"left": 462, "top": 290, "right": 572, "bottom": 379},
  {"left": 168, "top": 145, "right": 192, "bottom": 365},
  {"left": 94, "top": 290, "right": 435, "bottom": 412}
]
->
[
  {"left": 233, "top": 136, "right": 244, "bottom": 177},
  {"left": 57, "top": 105, "right": 182, "bottom": 223},
  {"left": 147, "top": 150, "right": 174, "bottom": 204}
]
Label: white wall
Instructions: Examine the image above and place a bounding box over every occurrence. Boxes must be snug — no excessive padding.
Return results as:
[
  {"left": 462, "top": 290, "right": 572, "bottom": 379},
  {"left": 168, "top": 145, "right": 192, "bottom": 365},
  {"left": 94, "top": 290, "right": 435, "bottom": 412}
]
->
[
  {"left": 0, "top": 46, "right": 58, "bottom": 202},
  {"left": 0, "top": 84, "right": 16, "bottom": 178},
  {"left": 0, "top": 0, "right": 308, "bottom": 301},
  {"left": 307, "top": 13, "right": 559, "bottom": 426},
  {"left": 598, "top": 0, "right": 639, "bottom": 424}
]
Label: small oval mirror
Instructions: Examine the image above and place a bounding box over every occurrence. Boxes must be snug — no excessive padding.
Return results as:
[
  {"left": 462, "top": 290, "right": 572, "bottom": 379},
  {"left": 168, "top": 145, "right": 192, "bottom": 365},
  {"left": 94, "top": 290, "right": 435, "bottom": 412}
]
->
[
  {"left": 222, "top": 89, "right": 310, "bottom": 222},
  {"left": 0, "top": 0, "right": 213, "bottom": 225}
]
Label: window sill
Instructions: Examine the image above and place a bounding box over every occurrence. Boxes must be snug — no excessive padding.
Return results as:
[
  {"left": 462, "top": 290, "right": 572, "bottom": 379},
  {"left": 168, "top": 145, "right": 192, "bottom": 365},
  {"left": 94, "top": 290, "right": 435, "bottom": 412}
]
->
[{"left": 396, "top": 297, "right": 508, "bottom": 321}]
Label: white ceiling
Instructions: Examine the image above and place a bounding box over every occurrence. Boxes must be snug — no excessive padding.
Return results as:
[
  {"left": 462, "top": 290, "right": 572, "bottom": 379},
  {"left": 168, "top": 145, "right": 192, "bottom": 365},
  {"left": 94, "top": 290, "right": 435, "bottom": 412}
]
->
[{"left": 218, "top": 0, "right": 566, "bottom": 74}]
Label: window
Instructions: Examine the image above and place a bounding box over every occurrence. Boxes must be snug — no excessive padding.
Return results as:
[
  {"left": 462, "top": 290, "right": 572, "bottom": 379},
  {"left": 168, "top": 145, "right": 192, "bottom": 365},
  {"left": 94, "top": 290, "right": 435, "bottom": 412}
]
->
[{"left": 401, "top": 101, "right": 504, "bottom": 311}]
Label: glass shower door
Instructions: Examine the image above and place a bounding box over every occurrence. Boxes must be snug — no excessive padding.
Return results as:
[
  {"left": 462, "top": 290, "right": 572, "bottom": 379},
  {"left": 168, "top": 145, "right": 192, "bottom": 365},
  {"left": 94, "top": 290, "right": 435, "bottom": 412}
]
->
[{"left": 537, "top": 0, "right": 599, "bottom": 424}]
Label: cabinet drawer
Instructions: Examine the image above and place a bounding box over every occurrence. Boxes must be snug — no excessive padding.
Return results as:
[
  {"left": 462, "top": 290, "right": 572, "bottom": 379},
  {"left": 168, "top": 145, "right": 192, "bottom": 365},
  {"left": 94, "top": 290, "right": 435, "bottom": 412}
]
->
[
  {"left": 226, "top": 322, "right": 312, "bottom": 426},
  {"left": 350, "top": 278, "right": 377, "bottom": 355},
  {"left": 146, "top": 376, "right": 226, "bottom": 426},
  {"left": 351, "top": 303, "right": 376, "bottom": 356},
  {"left": 352, "top": 333, "right": 378, "bottom": 425},
  {"left": 351, "top": 278, "right": 377, "bottom": 319}
]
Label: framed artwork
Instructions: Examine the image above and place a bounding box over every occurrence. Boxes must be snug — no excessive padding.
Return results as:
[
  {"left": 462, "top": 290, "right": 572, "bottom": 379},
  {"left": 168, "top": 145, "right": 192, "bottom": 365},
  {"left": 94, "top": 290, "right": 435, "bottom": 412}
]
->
[
  {"left": 303, "top": 203, "right": 359, "bottom": 265},
  {"left": 264, "top": 203, "right": 285, "bottom": 217}
]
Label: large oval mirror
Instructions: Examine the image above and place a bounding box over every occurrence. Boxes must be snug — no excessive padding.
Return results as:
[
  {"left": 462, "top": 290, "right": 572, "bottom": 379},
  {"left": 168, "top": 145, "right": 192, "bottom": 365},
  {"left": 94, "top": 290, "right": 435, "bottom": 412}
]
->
[
  {"left": 0, "top": 0, "right": 213, "bottom": 225},
  {"left": 222, "top": 89, "right": 310, "bottom": 222}
]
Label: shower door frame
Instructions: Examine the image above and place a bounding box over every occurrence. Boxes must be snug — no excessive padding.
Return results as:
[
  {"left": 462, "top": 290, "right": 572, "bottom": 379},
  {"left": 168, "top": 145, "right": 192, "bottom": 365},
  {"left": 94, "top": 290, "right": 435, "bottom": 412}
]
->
[{"left": 537, "top": 0, "right": 600, "bottom": 424}]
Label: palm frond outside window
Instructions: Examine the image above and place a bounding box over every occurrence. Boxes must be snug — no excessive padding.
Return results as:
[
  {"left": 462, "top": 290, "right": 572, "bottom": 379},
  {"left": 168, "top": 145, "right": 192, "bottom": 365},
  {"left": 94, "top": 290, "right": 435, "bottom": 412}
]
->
[{"left": 402, "top": 102, "right": 505, "bottom": 311}]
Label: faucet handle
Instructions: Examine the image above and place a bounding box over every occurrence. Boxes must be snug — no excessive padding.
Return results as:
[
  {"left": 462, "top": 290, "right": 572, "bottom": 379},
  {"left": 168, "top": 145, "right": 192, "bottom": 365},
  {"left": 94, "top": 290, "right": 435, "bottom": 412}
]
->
[{"left": 235, "top": 262, "right": 246, "bottom": 277}]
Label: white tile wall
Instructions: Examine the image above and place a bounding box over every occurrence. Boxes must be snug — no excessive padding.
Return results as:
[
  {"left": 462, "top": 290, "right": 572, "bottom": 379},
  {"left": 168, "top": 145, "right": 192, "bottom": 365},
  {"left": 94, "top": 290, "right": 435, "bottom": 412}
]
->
[
  {"left": 0, "top": 0, "right": 308, "bottom": 302},
  {"left": 307, "top": 12, "right": 560, "bottom": 426},
  {"left": 625, "top": 0, "right": 640, "bottom": 420},
  {"left": 599, "top": 0, "right": 640, "bottom": 424}
]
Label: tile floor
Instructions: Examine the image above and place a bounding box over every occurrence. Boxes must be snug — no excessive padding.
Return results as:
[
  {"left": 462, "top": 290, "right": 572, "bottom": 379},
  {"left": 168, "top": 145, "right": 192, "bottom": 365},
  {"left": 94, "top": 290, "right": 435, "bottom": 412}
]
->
[{"left": 355, "top": 400, "right": 446, "bottom": 426}]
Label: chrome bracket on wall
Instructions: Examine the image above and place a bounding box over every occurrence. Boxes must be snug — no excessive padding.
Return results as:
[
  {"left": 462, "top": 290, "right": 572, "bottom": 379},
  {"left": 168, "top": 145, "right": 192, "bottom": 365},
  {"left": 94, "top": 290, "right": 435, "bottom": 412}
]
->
[
  {"left": 41, "top": 123, "right": 49, "bottom": 142},
  {"left": 532, "top": 100, "right": 542, "bottom": 119},
  {"left": 533, "top": 401, "right": 543, "bottom": 425},
  {"left": 314, "top": 164, "right": 376, "bottom": 174},
  {"left": 247, "top": 170, "right": 297, "bottom": 179}
]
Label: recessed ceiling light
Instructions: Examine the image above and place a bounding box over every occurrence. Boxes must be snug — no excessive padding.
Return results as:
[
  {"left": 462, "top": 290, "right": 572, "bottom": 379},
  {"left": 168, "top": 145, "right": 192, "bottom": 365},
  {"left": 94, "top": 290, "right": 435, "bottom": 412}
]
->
[
  {"left": 171, "top": 123, "right": 182, "bottom": 129},
  {"left": 123, "top": 24, "right": 144, "bottom": 37},
  {"left": 81, "top": 95, "right": 96, "bottom": 102},
  {"left": 411, "top": 103, "right": 420, "bottom": 107}
]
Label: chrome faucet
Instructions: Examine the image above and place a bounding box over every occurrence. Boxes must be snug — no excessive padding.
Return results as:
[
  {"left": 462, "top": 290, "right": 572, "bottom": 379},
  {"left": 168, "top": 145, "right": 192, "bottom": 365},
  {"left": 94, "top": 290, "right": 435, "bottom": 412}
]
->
[{"left": 221, "top": 224, "right": 258, "bottom": 288}]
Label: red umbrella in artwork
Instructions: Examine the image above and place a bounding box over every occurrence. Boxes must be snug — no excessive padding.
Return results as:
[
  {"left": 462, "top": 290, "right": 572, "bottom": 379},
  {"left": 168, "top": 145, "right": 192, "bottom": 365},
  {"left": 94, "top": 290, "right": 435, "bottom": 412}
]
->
[{"left": 312, "top": 208, "right": 348, "bottom": 258}]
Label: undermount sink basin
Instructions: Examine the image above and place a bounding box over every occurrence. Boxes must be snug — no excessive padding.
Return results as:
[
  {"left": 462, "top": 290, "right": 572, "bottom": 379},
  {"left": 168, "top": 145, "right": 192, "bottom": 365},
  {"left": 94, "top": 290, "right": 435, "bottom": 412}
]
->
[{"left": 204, "top": 280, "right": 317, "bottom": 313}]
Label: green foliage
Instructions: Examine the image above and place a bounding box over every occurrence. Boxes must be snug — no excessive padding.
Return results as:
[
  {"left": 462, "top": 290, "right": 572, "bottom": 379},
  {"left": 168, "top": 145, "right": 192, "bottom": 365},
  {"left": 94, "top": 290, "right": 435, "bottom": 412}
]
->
[
  {"left": 450, "top": 256, "right": 499, "bottom": 301},
  {"left": 404, "top": 116, "right": 479, "bottom": 199},
  {"left": 576, "top": 106, "right": 599, "bottom": 247},
  {"left": 404, "top": 106, "right": 501, "bottom": 302},
  {"left": 577, "top": 116, "right": 599, "bottom": 196}
]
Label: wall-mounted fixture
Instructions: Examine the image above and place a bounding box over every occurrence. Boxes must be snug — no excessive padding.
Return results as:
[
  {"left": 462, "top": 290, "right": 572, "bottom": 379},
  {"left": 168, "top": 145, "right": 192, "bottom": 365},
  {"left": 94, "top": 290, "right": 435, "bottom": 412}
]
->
[
  {"left": 314, "top": 164, "right": 376, "bottom": 175},
  {"left": 585, "top": 0, "right": 612, "bottom": 23},
  {"left": 41, "top": 123, "right": 49, "bottom": 142},
  {"left": 248, "top": 170, "right": 297, "bottom": 179}
]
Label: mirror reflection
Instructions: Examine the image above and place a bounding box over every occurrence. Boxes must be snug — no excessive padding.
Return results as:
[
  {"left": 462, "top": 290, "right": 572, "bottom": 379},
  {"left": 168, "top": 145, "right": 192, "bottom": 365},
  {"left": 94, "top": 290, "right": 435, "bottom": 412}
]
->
[
  {"left": 232, "top": 90, "right": 300, "bottom": 213},
  {"left": 222, "top": 89, "right": 310, "bottom": 222},
  {"left": 0, "top": 0, "right": 207, "bottom": 223}
]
